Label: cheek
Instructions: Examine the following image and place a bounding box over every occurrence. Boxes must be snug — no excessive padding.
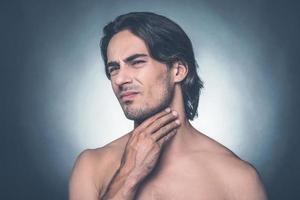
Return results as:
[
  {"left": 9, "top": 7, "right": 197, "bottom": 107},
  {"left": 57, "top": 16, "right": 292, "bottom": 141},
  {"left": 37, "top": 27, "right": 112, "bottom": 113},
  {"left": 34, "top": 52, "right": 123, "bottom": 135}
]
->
[
  {"left": 147, "top": 84, "right": 155, "bottom": 99},
  {"left": 145, "top": 75, "right": 168, "bottom": 100}
]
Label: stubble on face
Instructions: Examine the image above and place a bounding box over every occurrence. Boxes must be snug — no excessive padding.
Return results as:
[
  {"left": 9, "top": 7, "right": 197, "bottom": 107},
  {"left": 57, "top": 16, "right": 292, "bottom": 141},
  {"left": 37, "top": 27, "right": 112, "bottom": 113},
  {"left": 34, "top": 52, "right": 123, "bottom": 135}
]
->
[
  {"left": 107, "top": 30, "right": 175, "bottom": 124},
  {"left": 120, "top": 71, "right": 174, "bottom": 125}
]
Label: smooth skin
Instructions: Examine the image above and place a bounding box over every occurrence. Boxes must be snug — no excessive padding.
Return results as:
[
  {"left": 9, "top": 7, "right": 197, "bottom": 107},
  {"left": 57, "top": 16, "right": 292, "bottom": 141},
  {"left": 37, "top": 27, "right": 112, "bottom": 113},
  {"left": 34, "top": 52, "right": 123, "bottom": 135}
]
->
[{"left": 69, "top": 30, "right": 268, "bottom": 200}]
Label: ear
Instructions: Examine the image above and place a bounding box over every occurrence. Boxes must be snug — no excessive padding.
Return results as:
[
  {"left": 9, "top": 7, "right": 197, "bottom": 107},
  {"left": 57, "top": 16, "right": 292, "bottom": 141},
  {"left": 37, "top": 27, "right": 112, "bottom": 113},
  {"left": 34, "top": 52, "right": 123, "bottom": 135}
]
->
[{"left": 172, "top": 61, "right": 188, "bottom": 83}]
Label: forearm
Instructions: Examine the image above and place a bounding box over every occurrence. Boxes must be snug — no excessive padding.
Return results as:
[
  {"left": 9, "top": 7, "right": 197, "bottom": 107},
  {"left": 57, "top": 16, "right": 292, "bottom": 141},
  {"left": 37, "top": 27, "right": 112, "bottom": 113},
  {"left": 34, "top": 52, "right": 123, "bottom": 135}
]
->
[{"left": 101, "top": 166, "right": 139, "bottom": 200}]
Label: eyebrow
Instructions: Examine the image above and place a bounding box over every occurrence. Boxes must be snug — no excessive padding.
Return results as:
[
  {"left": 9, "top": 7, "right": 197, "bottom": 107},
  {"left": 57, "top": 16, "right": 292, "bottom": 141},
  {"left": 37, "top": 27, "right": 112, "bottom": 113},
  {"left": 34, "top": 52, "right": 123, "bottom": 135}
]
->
[{"left": 107, "top": 53, "right": 148, "bottom": 67}]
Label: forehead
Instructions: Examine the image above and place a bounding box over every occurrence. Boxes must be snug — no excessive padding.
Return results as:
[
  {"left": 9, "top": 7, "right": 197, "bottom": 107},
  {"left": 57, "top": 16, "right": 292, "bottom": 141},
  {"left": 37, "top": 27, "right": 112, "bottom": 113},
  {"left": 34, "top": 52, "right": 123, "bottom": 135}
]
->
[{"left": 107, "top": 30, "right": 149, "bottom": 62}]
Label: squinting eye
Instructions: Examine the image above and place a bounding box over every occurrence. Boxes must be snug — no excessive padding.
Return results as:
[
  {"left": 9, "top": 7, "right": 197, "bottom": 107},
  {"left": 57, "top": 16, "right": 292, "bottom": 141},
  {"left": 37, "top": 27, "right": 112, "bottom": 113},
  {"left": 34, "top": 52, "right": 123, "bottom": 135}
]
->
[
  {"left": 132, "top": 60, "right": 146, "bottom": 65},
  {"left": 108, "top": 66, "right": 119, "bottom": 76}
]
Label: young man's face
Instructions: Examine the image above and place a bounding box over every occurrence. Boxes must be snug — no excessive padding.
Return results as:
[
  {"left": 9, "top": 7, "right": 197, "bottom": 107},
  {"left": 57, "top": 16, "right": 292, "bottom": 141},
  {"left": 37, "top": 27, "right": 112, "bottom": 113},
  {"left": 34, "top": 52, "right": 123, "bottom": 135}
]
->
[{"left": 106, "top": 30, "right": 174, "bottom": 123}]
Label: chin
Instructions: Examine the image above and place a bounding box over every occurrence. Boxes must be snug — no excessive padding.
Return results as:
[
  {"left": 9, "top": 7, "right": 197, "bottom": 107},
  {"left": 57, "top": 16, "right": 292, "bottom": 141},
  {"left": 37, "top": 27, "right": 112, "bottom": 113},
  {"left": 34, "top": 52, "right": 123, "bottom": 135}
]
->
[
  {"left": 122, "top": 102, "right": 170, "bottom": 122},
  {"left": 120, "top": 84, "right": 174, "bottom": 122}
]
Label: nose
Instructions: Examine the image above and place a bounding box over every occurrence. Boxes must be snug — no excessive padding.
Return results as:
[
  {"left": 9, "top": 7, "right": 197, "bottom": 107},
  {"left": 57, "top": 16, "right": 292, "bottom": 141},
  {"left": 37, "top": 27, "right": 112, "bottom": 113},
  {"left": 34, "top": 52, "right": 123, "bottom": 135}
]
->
[{"left": 114, "top": 64, "right": 133, "bottom": 86}]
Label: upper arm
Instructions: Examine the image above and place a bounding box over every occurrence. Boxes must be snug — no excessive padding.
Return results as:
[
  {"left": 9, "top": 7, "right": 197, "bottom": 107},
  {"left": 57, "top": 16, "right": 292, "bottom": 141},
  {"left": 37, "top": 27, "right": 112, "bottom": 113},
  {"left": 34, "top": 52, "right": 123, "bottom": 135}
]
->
[
  {"left": 228, "top": 162, "right": 268, "bottom": 200},
  {"left": 239, "top": 165, "right": 268, "bottom": 200},
  {"left": 69, "top": 149, "right": 103, "bottom": 200}
]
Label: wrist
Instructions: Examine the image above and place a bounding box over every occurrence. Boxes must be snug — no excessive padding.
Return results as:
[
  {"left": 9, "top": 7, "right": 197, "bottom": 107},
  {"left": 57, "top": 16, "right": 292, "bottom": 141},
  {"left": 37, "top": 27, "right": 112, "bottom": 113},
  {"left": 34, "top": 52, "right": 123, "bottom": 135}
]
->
[
  {"left": 124, "top": 177, "right": 138, "bottom": 191},
  {"left": 118, "top": 165, "right": 139, "bottom": 189},
  {"left": 119, "top": 176, "right": 139, "bottom": 199}
]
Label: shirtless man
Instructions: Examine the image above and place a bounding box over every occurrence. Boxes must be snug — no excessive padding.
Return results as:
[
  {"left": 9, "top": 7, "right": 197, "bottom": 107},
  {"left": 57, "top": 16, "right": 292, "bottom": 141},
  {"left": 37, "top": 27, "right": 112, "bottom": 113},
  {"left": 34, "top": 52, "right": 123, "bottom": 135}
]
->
[{"left": 69, "top": 12, "right": 267, "bottom": 200}]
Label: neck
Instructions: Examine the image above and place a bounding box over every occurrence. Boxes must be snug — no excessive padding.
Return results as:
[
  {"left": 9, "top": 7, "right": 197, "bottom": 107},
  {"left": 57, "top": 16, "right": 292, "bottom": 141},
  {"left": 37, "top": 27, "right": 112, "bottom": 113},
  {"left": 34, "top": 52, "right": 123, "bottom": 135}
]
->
[
  {"left": 134, "top": 84, "right": 195, "bottom": 153},
  {"left": 162, "top": 84, "right": 194, "bottom": 155}
]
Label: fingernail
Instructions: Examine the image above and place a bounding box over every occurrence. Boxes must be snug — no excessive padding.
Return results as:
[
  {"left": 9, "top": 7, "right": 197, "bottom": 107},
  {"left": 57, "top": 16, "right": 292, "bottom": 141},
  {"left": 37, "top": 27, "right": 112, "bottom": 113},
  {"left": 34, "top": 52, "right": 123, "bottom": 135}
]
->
[
  {"left": 172, "top": 111, "right": 177, "bottom": 116},
  {"left": 165, "top": 107, "right": 171, "bottom": 112},
  {"left": 175, "top": 119, "right": 180, "bottom": 125}
]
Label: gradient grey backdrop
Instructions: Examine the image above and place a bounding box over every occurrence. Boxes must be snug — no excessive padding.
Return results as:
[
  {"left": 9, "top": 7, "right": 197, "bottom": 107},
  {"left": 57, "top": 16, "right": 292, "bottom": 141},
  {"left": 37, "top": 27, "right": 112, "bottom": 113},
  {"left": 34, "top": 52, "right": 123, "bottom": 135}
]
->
[{"left": 1, "top": 0, "right": 299, "bottom": 199}]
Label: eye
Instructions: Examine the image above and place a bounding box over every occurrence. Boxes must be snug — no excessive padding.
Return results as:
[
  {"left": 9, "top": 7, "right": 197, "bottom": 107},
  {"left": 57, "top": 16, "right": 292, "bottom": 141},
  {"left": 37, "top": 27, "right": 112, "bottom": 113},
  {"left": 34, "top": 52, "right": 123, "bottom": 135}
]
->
[
  {"left": 132, "top": 60, "right": 146, "bottom": 65},
  {"left": 107, "top": 66, "right": 119, "bottom": 76}
]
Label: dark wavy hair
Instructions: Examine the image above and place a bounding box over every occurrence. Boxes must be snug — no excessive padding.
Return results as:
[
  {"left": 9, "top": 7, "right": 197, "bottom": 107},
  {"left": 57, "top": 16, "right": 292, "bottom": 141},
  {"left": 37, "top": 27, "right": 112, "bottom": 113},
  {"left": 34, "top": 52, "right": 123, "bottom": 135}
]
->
[{"left": 100, "top": 12, "right": 204, "bottom": 120}]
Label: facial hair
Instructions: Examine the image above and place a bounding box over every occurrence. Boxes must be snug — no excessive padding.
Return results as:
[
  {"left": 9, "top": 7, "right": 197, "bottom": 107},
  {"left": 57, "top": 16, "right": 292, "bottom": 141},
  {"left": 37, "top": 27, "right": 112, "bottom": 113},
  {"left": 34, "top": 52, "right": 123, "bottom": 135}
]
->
[{"left": 119, "top": 74, "right": 174, "bottom": 125}]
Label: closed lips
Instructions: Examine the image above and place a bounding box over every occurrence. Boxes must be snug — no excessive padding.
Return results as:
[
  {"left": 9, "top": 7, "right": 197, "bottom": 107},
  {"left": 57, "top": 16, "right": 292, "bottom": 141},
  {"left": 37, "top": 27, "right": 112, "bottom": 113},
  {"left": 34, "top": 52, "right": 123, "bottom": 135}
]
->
[{"left": 120, "top": 91, "right": 139, "bottom": 98}]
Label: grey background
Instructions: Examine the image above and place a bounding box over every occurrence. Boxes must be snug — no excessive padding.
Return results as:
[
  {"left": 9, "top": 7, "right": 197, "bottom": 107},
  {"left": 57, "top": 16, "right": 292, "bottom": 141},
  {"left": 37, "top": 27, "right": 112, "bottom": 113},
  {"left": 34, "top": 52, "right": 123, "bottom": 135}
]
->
[{"left": 1, "top": 0, "right": 299, "bottom": 199}]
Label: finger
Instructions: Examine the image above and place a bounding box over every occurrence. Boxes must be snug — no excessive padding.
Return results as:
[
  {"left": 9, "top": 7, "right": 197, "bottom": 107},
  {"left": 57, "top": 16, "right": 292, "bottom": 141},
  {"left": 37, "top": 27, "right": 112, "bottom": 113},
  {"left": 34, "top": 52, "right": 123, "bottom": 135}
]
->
[
  {"left": 152, "top": 119, "right": 180, "bottom": 141},
  {"left": 157, "top": 129, "right": 177, "bottom": 147},
  {"left": 146, "top": 111, "right": 178, "bottom": 135},
  {"left": 134, "top": 108, "right": 172, "bottom": 132},
  {"left": 127, "top": 131, "right": 137, "bottom": 145}
]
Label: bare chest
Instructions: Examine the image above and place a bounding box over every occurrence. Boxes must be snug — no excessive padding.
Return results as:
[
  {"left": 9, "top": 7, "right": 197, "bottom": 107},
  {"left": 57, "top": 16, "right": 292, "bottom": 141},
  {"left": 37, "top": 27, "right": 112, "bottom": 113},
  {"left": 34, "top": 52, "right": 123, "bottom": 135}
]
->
[{"left": 134, "top": 166, "right": 227, "bottom": 200}]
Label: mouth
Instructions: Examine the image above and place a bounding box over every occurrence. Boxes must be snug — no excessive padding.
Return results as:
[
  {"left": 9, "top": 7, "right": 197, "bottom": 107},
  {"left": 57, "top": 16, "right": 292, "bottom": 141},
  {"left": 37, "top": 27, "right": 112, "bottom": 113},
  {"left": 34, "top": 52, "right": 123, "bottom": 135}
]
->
[{"left": 120, "top": 91, "right": 139, "bottom": 102}]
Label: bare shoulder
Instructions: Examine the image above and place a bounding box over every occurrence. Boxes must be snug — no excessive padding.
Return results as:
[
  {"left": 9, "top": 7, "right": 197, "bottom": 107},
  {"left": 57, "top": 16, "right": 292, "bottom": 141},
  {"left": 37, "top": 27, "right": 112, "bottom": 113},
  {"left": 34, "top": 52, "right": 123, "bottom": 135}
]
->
[
  {"left": 191, "top": 132, "right": 268, "bottom": 200},
  {"left": 69, "top": 133, "right": 131, "bottom": 200},
  {"left": 216, "top": 154, "right": 267, "bottom": 200}
]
